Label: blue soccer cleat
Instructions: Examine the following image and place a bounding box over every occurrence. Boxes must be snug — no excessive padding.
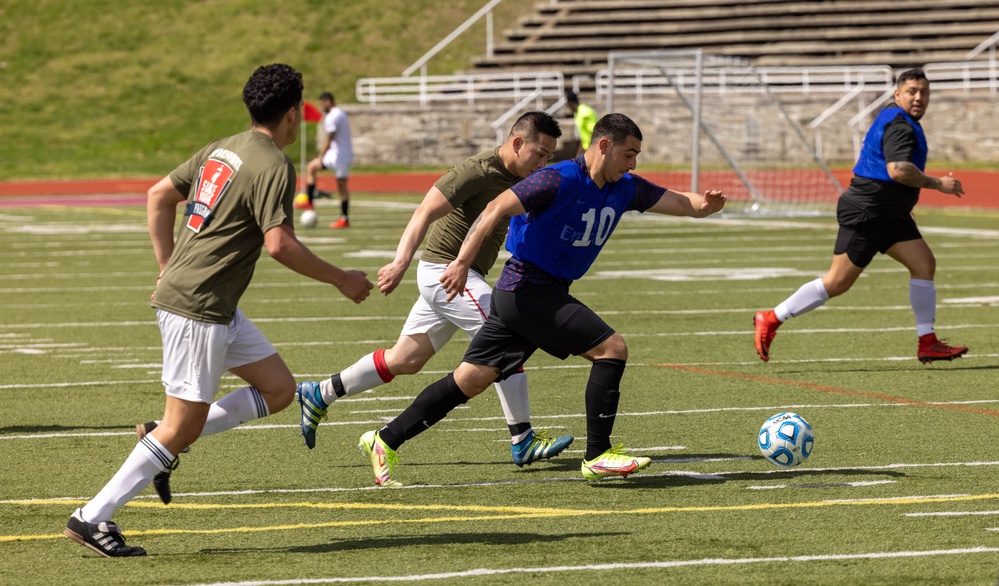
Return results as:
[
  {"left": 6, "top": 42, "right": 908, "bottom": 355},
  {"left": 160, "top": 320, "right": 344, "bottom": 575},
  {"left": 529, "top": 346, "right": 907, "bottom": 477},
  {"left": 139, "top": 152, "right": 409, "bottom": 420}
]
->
[
  {"left": 296, "top": 381, "right": 328, "bottom": 450},
  {"left": 511, "top": 430, "right": 574, "bottom": 467}
]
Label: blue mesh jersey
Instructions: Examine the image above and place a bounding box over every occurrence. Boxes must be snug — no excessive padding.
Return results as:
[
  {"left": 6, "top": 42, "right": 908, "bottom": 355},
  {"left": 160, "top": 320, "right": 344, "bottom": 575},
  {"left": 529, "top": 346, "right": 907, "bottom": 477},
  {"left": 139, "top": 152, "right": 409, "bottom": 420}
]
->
[
  {"left": 841, "top": 105, "right": 928, "bottom": 217},
  {"left": 496, "top": 155, "right": 665, "bottom": 290}
]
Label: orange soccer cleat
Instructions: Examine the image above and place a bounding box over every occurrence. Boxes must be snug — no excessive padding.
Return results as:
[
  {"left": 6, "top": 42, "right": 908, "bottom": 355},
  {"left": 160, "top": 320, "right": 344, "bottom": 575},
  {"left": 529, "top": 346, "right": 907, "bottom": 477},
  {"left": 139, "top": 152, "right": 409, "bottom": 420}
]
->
[
  {"left": 753, "top": 310, "right": 781, "bottom": 362},
  {"left": 917, "top": 333, "right": 968, "bottom": 364},
  {"left": 329, "top": 217, "right": 350, "bottom": 229}
]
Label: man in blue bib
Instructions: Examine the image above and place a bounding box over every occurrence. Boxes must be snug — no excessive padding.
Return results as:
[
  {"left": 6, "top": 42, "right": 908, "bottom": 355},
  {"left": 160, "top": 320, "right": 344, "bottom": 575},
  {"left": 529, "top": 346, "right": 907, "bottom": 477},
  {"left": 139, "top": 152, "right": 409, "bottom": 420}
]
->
[
  {"left": 754, "top": 68, "right": 967, "bottom": 364},
  {"left": 357, "top": 113, "right": 726, "bottom": 486}
]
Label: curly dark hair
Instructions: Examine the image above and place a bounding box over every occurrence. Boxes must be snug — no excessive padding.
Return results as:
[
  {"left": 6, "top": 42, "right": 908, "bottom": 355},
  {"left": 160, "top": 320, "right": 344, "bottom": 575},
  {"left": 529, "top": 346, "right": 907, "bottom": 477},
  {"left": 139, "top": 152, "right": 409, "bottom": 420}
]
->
[{"left": 242, "top": 64, "right": 303, "bottom": 126}]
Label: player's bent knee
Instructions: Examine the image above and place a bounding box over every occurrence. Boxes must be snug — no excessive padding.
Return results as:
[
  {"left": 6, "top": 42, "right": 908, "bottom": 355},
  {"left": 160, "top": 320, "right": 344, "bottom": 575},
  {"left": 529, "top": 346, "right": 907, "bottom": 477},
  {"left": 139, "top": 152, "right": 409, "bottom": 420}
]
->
[
  {"left": 587, "top": 333, "right": 628, "bottom": 361},
  {"left": 454, "top": 363, "right": 497, "bottom": 397},
  {"left": 392, "top": 356, "right": 429, "bottom": 376}
]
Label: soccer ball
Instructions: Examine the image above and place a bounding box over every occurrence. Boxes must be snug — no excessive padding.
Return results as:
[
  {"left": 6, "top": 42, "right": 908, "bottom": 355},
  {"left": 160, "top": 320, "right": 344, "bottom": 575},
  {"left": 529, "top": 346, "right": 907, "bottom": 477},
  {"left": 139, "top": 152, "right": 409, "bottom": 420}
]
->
[
  {"left": 300, "top": 209, "right": 318, "bottom": 228},
  {"left": 758, "top": 412, "right": 814, "bottom": 467}
]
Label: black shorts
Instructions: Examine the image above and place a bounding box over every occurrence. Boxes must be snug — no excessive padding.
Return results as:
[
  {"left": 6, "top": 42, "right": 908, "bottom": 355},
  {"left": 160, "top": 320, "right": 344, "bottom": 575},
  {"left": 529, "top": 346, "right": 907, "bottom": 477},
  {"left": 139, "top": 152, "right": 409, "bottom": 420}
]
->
[
  {"left": 833, "top": 200, "right": 922, "bottom": 268},
  {"left": 462, "top": 283, "right": 615, "bottom": 381}
]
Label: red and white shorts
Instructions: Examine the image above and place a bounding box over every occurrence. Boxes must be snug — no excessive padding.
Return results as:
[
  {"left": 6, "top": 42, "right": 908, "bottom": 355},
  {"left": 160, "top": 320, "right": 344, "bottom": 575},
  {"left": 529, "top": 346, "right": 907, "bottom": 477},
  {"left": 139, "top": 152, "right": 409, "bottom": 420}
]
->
[{"left": 400, "top": 261, "right": 494, "bottom": 351}]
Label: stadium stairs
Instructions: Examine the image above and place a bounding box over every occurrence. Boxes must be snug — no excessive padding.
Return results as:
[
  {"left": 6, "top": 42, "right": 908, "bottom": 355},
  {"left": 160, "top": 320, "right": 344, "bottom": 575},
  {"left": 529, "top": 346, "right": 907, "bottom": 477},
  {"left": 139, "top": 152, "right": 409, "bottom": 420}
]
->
[{"left": 471, "top": 0, "right": 999, "bottom": 88}]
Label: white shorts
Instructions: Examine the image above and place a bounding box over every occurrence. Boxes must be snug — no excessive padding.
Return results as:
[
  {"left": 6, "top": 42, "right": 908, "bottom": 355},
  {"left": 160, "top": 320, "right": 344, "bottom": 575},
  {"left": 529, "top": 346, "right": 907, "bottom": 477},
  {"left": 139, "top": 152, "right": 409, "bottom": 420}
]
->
[
  {"left": 321, "top": 150, "right": 351, "bottom": 179},
  {"left": 156, "top": 308, "right": 276, "bottom": 403},
  {"left": 400, "top": 261, "right": 493, "bottom": 351}
]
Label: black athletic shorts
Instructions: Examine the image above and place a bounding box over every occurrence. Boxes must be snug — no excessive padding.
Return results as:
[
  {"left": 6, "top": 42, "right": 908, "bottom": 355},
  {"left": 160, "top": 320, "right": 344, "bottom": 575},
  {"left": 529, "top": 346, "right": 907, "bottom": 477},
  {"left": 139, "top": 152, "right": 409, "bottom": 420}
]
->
[
  {"left": 462, "top": 283, "right": 616, "bottom": 381},
  {"left": 833, "top": 199, "right": 922, "bottom": 268}
]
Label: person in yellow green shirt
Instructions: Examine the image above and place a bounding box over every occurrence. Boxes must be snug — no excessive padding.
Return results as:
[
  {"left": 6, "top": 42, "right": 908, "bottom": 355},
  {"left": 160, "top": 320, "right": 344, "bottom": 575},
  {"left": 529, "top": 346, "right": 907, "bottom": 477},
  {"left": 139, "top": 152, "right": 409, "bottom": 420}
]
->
[{"left": 566, "top": 91, "right": 598, "bottom": 154}]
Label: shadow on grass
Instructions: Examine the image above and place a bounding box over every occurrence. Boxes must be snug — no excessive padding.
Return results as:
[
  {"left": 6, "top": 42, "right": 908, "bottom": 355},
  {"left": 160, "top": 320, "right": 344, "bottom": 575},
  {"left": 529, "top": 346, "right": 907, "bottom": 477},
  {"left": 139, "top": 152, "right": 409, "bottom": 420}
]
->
[
  {"left": 591, "top": 459, "right": 908, "bottom": 490},
  {"left": 201, "top": 531, "right": 629, "bottom": 555}
]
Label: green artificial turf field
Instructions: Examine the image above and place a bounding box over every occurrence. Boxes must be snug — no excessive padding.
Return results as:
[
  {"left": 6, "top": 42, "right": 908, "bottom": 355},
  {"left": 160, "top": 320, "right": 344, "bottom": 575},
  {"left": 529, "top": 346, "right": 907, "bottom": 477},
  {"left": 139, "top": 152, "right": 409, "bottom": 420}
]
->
[{"left": 2, "top": 196, "right": 998, "bottom": 585}]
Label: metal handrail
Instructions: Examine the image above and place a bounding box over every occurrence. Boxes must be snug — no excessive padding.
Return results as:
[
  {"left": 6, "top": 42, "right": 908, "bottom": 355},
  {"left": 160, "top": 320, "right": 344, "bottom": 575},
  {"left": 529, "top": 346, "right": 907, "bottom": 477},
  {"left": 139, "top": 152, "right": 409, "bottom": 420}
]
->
[
  {"left": 356, "top": 71, "right": 564, "bottom": 106},
  {"left": 490, "top": 88, "right": 545, "bottom": 143},
  {"left": 967, "top": 30, "right": 999, "bottom": 60},
  {"left": 402, "top": 0, "right": 504, "bottom": 77},
  {"left": 596, "top": 65, "right": 892, "bottom": 98}
]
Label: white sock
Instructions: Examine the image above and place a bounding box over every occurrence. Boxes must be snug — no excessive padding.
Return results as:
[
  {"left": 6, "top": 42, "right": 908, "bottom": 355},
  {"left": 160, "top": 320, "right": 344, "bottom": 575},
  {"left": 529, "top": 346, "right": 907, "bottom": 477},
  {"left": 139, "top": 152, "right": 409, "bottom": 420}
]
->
[
  {"left": 200, "top": 386, "right": 269, "bottom": 437},
  {"left": 321, "top": 350, "right": 393, "bottom": 404},
  {"left": 910, "top": 278, "right": 936, "bottom": 337},
  {"left": 775, "top": 277, "right": 830, "bottom": 322},
  {"left": 494, "top": 372, "right": 532, "bottom": 443},
  {"left": 81, "top": 434, "right": 174, "bottom": 522}
]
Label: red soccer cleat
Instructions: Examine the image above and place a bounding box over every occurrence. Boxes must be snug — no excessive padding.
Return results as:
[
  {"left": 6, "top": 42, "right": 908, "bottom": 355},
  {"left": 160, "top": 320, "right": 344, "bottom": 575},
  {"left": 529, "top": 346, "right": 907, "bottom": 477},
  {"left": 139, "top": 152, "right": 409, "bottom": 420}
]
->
[
  {"left": 753, "top": 310, "right": 781, "bottom": 362},
  {"left": 918, "top": 333, "right": 968, "bottom": 364},
  {"left": 329, "top": 217, "right": 350, "bottom": 229}
]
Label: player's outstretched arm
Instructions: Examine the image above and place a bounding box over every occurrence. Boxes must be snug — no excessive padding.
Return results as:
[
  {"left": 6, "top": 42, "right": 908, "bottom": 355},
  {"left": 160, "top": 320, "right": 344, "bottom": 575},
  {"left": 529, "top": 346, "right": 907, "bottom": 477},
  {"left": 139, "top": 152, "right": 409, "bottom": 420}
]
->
[
  {"left": 440, "top": 189, "right": 525, "bottom": 302},
  {"left": 646, "top": 188, "right": 726, "bottom": 218},
  {"left": 377, "top": 186, "right": 454, "bottom": 296},
  {"left": 888, "top": 162, "right": 964, "bottom": 197},
  {"left": 264, "top": 224, "right": 373, "bottom": 304}
]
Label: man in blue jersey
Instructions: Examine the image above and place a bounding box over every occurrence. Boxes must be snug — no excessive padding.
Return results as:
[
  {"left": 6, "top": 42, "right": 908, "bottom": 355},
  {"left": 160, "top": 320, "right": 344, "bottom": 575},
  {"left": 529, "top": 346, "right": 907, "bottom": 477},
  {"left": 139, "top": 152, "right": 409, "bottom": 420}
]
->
[
  {"left": 356, "top": 113, "right": 726, "bottom": 486},
  {"left": 753, "top": 69, "right": 968, "bottom": 364}
]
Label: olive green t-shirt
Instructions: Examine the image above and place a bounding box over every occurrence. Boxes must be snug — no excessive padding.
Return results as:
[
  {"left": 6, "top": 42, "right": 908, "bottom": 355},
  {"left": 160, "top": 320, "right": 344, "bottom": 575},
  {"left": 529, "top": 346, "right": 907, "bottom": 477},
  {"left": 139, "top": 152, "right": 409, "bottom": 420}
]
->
[
  {"left": 421, "top": 148, "right": 521, "bottom": 276},
  {"left": 151, "top": 129, "right": 295, "bottom": 324}
]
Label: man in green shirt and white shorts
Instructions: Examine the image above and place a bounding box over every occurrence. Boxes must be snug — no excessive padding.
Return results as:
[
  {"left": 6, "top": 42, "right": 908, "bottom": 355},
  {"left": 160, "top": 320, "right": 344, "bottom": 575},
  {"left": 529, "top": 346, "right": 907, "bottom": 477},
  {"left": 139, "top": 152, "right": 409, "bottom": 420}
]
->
[
  {"left": 64, "top": 64, "right": 373, "bottom": 557},
  {"left": 297, "top": 112, "right": 575, "bottom": 471}
]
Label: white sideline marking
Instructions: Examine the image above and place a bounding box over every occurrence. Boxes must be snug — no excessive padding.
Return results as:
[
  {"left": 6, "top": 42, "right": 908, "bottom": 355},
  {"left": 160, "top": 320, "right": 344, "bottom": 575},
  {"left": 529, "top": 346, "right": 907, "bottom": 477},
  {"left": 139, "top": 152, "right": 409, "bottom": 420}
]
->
[
  {"left": 748, "top": 480, "right": 896, "bottom": 490},
  {"left": 174, "top": 548, "right": 999, "bottom": 586},
  {"left": 905, "top": 510, "right": 999, "bottom": 517},
  {"left": 5, "top": 399, "right": 999, "bottom": 441},
  {"left": 944, "top": 295, "right": 999, "bottom": 304}
]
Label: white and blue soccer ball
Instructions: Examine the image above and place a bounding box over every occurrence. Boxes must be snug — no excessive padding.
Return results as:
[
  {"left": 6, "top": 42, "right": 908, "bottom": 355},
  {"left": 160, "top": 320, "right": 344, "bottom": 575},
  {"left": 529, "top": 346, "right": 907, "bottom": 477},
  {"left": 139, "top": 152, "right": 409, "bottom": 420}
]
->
[{"left": 758, "top": 412, "right": 814, "bottom": 467}]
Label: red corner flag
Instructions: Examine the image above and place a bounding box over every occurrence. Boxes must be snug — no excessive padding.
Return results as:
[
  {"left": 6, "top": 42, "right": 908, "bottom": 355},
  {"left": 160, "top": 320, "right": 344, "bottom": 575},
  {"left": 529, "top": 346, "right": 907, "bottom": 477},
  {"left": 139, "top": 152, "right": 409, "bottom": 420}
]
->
[{"left": 303, "top": 101, "right": 323, "bottom": 123}]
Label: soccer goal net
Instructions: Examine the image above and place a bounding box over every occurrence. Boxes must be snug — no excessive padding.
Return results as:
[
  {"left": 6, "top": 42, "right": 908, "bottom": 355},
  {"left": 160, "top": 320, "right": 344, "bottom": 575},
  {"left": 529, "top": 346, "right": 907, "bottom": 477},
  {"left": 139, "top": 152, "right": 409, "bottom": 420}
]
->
[{"left": 600, "top": 50, "right": 848, "bottom": 216}]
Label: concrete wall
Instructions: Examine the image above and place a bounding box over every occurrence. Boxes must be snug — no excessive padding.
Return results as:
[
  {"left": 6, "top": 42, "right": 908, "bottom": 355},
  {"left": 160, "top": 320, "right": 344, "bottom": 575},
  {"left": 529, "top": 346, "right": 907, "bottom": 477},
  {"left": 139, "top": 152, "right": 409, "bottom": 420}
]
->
[{"left": 343, "top": 91, "right": 999, "bottom": 168}]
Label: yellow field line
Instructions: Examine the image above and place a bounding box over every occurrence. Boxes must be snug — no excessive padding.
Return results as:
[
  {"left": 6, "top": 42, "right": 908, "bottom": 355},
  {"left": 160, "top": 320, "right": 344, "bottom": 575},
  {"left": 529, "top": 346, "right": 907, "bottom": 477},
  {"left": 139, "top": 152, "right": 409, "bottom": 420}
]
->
[{"left": 5, "top": 492, "right": 999, "bottom": 543}]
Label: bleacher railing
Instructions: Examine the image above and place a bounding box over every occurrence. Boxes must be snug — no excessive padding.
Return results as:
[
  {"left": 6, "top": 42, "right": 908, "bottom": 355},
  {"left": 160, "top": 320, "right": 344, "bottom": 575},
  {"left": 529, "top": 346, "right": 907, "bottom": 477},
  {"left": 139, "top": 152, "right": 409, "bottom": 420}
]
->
[
  {"left": 355, "top": 71, "right": 564, "bottom": 106},
  {"left": 594, "top": 65, "right": 893, "bottom": 99},
  {"left": 924, "top": 60, "right": 999, "bottom": 93}
]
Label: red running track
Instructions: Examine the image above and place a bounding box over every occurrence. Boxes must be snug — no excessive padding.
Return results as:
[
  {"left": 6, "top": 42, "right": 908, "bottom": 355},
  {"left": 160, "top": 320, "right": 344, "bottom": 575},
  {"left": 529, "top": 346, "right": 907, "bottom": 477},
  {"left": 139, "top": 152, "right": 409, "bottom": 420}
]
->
[{"left": 0, "top": 170, "right": 994, "bottom": 208}]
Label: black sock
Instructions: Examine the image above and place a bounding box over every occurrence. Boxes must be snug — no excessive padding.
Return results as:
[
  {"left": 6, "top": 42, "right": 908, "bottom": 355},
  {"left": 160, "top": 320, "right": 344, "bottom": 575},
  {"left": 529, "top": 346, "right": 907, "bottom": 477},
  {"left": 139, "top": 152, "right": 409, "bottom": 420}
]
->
[
  {"left": 340, "top": 200, "right": 349, "bottom": 218},
  {"left": 330, "top": 373, "right": 346, "bottom": 398},
  {"left": 380, "top": 373, "right": 468, "bottom": 450},
  {"left": 508, "top": 422, "right": 532, "bottom": 441},
  {"left": 584, "top": 358, "right": 626, "bottom": 460},
  {"left": 306, "top": 184, "right": 315, "bottom": 200}
]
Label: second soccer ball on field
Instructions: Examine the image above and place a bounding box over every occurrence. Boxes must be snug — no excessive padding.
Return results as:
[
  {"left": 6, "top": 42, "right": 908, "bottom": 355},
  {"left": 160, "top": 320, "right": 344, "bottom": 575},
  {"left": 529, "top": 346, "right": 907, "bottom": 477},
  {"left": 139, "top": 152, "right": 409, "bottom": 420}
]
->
[
  {"left": 758, "top": 412, "right": 814, "bottom": 468},
  {"left": 300, "top": 210, "right": 318, "bottom": 228}
]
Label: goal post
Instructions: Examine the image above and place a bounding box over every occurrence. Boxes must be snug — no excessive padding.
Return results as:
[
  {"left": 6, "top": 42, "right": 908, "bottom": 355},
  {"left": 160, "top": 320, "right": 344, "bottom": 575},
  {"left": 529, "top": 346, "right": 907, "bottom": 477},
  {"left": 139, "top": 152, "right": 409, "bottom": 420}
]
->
[{"left": 603, "top": 50, "right": 845, "bottom": 216}]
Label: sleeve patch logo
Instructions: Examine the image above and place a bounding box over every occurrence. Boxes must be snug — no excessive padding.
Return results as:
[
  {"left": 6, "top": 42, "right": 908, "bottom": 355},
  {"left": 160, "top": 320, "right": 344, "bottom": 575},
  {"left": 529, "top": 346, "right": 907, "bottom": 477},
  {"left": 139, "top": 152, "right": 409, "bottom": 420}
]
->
[{"left": 186, "top": 159, "right": 235, "bottom": 233}]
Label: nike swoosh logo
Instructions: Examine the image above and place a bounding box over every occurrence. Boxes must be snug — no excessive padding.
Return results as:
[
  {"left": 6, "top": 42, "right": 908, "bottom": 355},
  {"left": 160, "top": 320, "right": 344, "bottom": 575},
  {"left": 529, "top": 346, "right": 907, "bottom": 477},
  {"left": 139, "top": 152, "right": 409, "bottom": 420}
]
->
[{"left": 598, "top": 413, "right": 616, "bottom": 419}]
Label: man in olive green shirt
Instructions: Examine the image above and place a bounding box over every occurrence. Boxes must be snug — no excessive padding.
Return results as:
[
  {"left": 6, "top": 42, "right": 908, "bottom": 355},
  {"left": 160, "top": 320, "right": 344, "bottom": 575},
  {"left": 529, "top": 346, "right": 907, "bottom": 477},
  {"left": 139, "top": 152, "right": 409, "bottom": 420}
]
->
[
  {"left": 64, "top": 64, "right": 372, "bottom": 557},
  {"left": 297, "top": 112, "right": 575, "bottom": 470}
]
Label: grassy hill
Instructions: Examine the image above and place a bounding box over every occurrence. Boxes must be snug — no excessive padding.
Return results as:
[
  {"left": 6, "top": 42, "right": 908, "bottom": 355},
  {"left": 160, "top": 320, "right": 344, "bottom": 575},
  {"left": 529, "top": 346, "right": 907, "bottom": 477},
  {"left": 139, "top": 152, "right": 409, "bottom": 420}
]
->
[{"left": 0, "top": 0, "right": 526, "bottom": 180}]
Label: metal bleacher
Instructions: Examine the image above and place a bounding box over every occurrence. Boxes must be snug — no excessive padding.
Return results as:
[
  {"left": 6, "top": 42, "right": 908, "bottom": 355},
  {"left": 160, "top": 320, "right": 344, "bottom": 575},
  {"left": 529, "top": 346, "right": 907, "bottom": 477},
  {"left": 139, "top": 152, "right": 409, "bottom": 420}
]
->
[
  {"left": 354, "top": 0, "right": 999, "bottom": 107},
  {"left": 476, "top": 0, "right": 999, "bottom": 80}
]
